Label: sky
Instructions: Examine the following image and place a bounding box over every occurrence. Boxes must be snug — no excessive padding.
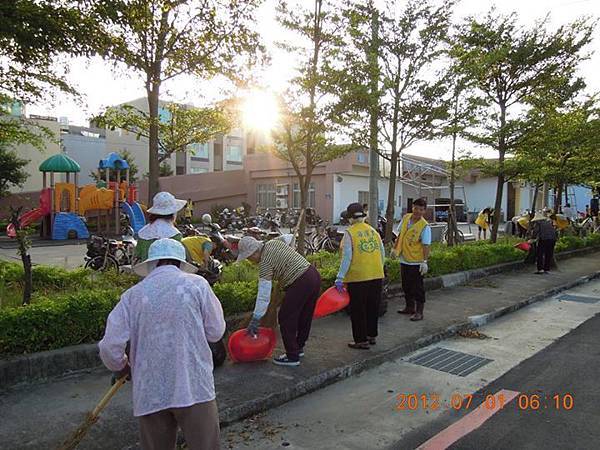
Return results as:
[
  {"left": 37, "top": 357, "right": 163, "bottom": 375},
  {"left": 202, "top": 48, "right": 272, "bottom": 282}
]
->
[{"left": 28, "top": 0, "right": 600, "bottom": 160}]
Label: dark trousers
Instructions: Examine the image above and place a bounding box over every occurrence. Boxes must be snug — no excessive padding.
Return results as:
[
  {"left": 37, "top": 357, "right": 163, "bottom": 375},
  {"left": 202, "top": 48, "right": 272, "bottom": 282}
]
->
[
  {"left": 401, "top": 263, "right": 425, "bottom": 313},
  {"left": 537, "top": 239, "right": 556, "bottom": 272},
  {"left": 278, "top": 265, "right": 321, "bottom": 361},
  {"left": 347, "top": 278, "right": 383, "bottom": 344}
]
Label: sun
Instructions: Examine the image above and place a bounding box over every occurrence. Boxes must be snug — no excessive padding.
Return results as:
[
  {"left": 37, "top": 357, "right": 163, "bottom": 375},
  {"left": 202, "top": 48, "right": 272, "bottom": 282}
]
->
[{"left": 242, "top": 90, "right": 280, "bottom": 133}]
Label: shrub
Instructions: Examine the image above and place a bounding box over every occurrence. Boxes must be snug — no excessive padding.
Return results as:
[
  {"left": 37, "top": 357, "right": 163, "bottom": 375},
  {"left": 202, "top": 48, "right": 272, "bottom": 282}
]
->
[
  {"left": 212, "top": 281, "right": 257, "bottom": 316},
  {"left": 0, "top": 289, "right": 121, "bottom": 355}
]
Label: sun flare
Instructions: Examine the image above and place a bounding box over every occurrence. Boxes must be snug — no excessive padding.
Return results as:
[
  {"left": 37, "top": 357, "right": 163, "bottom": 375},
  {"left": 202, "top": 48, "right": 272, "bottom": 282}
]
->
[{"left": 242, "top": 90, "right": 280, "bottom": 133}]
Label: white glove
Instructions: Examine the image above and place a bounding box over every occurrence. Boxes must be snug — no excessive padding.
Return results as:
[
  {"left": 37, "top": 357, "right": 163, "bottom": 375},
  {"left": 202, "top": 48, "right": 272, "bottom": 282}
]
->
[{"left": 419, "top": 261, "right": 428, "bottom": 276}]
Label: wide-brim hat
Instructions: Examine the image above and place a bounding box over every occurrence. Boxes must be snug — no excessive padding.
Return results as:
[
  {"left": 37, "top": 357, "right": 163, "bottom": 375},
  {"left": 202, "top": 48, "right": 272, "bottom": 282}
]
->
[
  {"left": 531, "top": 212, "right": 548, "bottom": 222},
  {"left": 236, "top": 236, "right": 263, "bottom": 262},
  {"left": 133, "top": 238, "right": 197, "bottom": 277},
  {"left": 147, "top": 192, "right": 187, "bottom": 215},
  {"left": 345, "top": 202, "right": 366, "bottom": 218}
]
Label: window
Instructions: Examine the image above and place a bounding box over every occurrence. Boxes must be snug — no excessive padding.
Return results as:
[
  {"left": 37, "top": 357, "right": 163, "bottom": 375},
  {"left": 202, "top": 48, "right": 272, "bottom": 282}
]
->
[
  {"left": 292, "top": 182, "right": 316, "bottom": 208},
  {"left": 189, "top": 142, "right": 209, "bottom": 159},
  {"left": 257, "top": 184, "right": 276, "bottom": 208},
  {"left": 357, "top": 152, "right": 367, "bottom": 164},
  {"left": 190, "top": 167, "right": 208, "bottom": 174},
  {"left": 358, "top": 191, "right": 369, "bottom": 205},
  {"left": 226, "top": 144, "right": 243, "bottom": 162}
]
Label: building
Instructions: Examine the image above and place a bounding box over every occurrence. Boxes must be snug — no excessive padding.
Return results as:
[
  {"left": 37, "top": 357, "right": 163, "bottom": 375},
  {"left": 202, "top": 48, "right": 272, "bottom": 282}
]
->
[
  {"left": 61, "top": 123, "right": 107, "bottom": 185},
  {"left": 104, "top": 97, "right": 247, "bottom": 176},
  {"left": 138, "top": 148, "right": 400, "bottom": 224}
]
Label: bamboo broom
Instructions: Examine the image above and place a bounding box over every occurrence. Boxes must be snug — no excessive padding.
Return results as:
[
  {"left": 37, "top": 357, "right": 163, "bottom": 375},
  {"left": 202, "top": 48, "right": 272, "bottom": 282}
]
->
[{"left": 57, "top": 376, "right": 128, "bottom": 450}]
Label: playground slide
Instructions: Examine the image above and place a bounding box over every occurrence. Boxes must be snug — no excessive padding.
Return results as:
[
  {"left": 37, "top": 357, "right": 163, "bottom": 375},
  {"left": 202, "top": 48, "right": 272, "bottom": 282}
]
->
[
  {"left": 6, "top": 208, "right": 46, "bottom": 238},
  {"left": 121, "top": 202, "right": 146, "bottom": 234},
  {"left": 51, "top": 212, "right": 90, "bottom": 240}
]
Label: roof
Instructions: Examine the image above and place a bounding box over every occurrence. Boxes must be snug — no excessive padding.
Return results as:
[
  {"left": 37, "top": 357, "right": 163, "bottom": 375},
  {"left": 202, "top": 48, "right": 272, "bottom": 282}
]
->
[
  {"left": 39, "top": 154, "right": 81, "bottom": 173},
  {"left": 98, "top": 152, "right": 130, "bottom": 170}
]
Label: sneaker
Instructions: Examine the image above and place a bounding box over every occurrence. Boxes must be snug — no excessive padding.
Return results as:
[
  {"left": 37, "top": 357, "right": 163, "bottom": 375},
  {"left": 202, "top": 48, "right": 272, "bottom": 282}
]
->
[
  {"left": 273, "top": 354, "right": 300, "bottom": 366},
  {"left": 299, "top": 350, "right": 305, "bottom": 358},
  {"left": 534, "top": 270, "right": 545, "bottom": 274}
]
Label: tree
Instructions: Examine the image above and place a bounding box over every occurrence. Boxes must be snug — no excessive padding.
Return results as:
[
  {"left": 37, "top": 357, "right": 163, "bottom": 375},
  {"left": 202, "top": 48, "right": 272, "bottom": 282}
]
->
[
  {"left": 273, "top": 0, "right": 353, "bottom": 254},
  {"left": 9, "top": 207, "right": 32, "bottom": 305},
  {"left": 94, "top": 0, "right": 264, "bottom": 203},
  {"left": 0, "top": 146, "right": 29, "bottom": 198},
  {"left": 143, "top": 161, "right": 173, "bottom": 179},
  {"left": 0, "top": 1, "right": 102, "bottom": 149},
  {"left": 515, "top": 98, "right": 600, "bottom": 209},
  {"left": 451, "top": 11, "right": 595, "bottom": 241},
  {"left": 90, "top": 149, "right": 140, "bottom": 183},
  {"left": 94, "top": 102, "right": 231, "bottom": 164},
  {"left": 334, "top": 0, "right": 454, "bottom": 243}
]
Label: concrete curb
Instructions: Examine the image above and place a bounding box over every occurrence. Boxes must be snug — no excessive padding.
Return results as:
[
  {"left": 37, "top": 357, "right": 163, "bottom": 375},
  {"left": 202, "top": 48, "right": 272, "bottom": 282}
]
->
[
  {"left": 219, "top": 269, "right": 600, "bottom": 426},
  {"left": 1, "top": 246, "right": 598, "bottom": 390}
]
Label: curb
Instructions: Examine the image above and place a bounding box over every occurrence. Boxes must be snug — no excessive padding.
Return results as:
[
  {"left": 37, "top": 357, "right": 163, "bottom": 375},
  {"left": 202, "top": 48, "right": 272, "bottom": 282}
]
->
[
  {"left": 1, "top": 246, "right": 598, "bottom": 390},
  {"left": 219, "top": 269, "right": 600, "bottom": 426}
]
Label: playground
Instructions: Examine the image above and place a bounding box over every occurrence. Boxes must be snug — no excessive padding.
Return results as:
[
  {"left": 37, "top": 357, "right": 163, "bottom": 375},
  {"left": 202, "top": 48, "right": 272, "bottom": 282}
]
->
[{"left": 6, "top": 152, "right": 146, "bottom": 242}]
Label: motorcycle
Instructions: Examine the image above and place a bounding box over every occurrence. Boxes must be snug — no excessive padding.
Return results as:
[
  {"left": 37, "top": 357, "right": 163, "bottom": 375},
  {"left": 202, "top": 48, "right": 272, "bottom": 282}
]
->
[{"left": 205, "top": 221, "right": 239, "bottom": 263}]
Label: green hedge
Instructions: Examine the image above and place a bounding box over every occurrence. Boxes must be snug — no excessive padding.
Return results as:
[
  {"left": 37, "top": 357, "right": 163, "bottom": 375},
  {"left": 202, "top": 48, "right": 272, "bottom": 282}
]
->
[{"left": 1, "top": 234, "right": 599, "bottom": 356}]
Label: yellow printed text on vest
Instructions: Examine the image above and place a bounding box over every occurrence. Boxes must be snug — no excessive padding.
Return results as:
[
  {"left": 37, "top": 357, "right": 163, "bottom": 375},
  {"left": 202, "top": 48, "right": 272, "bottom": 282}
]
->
[
  {"left": 394, "top": 213, "right": 428, "bottom": 263},
  {"left": 343, "top": 222, "right": 384, "bottom": 283}
]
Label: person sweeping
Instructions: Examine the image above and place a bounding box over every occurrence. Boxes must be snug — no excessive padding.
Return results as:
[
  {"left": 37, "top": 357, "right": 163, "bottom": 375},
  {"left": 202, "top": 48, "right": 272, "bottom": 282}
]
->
[
  {"left": 530, "top": 211, "right": 557, "bottom": 274},
  {"left": 99, "top": 238, "right": 226, "bottom": 449},
  {"left": 391, "top": 198, "right": 431, "bottom": 321},
  {"left": 335, "top": 203, "right": 385, "bottom": 350},
  {"left": 475, "top": 207, "right": 492, "bottom": 240},
  {"left": 237, "top": 236, "right": 321, "bottom": 366}
]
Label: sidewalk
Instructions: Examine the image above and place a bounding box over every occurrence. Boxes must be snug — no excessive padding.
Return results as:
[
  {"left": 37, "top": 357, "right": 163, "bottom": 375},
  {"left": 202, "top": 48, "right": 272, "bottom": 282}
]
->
[{"left": 1, "top": 254, "right": 599, "bottom": 450}]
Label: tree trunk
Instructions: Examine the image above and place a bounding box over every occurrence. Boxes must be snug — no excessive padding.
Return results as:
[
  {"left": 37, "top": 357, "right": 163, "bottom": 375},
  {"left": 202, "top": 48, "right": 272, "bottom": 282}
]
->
[
  {"left": 555, "top": 183, "right": 563, "bottom": 211},
  {"left": 20, "top": 245, "right": 32, "bottom": 305},
  {"left": 147, "top": 83, "right": 161, "bottom": 204},
  {"left": 384, "top": 150, "right": 398, "bottom": 243},
  {"left": 447, "top": 89, "right": 460, "bottom": 247},
  {"left": 296, "top": 175, "right": 310, "bottom": 255},
  {"left": 367, "top": 6, "right": 379, "bottom": 227},
  {"left": 532, "top": 183, "right": 540, "bottom": 212},
  {"left": 491, "top": 103, "right": 507, "bottom": 243},
  {"left": 564, "top": 184, "right": 569, "bottom": 206}
]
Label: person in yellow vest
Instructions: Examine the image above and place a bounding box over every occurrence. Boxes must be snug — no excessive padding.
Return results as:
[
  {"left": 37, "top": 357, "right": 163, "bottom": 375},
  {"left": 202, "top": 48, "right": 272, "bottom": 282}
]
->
[
  {"left": 181, "top": 234, "right": 214, "bottom": 268},
  {"left": 335, "top": 203, "right": 385, "bottom": 350},
  {"left": 183, "top": 198, "right": 194, "bottom": 225},
  {"left": 475, "top": 207, "right": 492, "bottom": 240},
  {"left": 391, "top": 198, "right": 431, "bottom": 321},
  {"left": 516, "top": 212, "right": 530, "bottom": 238}
]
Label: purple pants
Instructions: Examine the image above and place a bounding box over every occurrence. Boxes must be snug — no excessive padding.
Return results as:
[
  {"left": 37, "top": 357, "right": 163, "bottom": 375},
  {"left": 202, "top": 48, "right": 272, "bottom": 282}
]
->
[{"left": 278, "top": 265, "right": 321, "bottom": 361}]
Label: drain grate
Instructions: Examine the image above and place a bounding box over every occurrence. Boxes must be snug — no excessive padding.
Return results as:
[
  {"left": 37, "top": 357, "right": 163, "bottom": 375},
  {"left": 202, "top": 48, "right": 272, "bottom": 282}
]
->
[
  {"left": 408, "top": 347, "right": 493, "bottom": 377},
  {"left": 556, "top": 293, "right": 600, "bottom": 304}
]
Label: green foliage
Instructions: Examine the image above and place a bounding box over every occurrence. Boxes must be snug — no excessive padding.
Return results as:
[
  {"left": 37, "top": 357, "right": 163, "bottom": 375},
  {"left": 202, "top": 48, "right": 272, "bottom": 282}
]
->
[
  {"left": 0, "top": 146, "right": 29, "bottom": 197},
  {"left": 212, "top": 281, "right": 258, "bottom": 317},
  {"left": 0, "top": 288, "right": 120, "bottom": 355},
  {"left": 2, "top": 234, "right": 600, "bottom": 356},
  {"left": 93, "top": 103, "right": 232, "bottom": 164}
]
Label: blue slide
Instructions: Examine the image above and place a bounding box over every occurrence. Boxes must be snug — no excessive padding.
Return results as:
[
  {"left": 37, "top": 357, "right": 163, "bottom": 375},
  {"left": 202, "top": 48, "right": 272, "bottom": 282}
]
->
[
  {"left": 121, "top": 202, "right": 146, "bottom": 234},
  {"left": 52, "top": 212, "right": 90, "bottom": 240}
]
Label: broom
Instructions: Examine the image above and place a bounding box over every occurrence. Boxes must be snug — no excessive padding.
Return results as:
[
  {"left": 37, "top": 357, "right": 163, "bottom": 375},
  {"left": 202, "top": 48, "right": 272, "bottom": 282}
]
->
[{"left": 57, "top": 375, "right": 128, "bottom": 450}]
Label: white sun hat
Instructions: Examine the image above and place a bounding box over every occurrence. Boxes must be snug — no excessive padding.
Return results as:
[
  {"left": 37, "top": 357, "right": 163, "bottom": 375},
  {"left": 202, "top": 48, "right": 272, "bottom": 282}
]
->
[
  {"left": 133, "top": 238, "right": 197, "bottom": 277},
  {"left": 236, "top": 236, "right": 263, "bottom": 262},
  {"left": 147, "top": 192, "right": 187, "bottom": 215}
]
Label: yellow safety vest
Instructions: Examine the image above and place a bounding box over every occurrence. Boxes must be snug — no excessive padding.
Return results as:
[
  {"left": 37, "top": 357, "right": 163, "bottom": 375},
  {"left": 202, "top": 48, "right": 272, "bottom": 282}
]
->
[
  {"left": 182, "top": 235, "right": 212, "bottom": 266},
  {"left": 517, "top": 216, "right": 529, "bottom": 229},
  {"left": 344, "top": 222, "right": 384, "bottom": 283},
  {"left": 475, "top": 212, "right": 489, "bottom": 229},
  {"left": 394, "top": 213, "right": 428, "bottom": 263}
]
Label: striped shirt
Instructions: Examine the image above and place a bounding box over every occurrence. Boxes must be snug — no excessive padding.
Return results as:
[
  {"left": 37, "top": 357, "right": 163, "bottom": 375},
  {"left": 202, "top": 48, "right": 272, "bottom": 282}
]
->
[{"left": 259, "top": 239, "right": 310, "bottom": 288}]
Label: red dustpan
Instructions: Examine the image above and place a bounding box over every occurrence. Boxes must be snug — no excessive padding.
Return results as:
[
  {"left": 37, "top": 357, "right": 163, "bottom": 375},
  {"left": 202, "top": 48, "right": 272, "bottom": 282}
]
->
[
  {"left": 515, "top": 241, "right": 531, "bottom": 252},
  {"left": 313, "top": 286, "right": 350, "bottom": 318},
  {"left": 227, "top": 327, "right": 276, "bottom": 363}
]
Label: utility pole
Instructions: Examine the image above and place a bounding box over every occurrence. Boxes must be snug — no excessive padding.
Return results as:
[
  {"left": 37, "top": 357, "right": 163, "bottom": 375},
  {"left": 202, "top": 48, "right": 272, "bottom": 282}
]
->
[{"left": 368, "top": 5, "right": 380, "bottom": 226}]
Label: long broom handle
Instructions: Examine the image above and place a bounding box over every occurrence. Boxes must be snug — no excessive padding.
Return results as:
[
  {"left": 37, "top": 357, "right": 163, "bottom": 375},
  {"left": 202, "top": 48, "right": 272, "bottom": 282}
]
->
[{"left": 91, "top": 376, "right": 127, "bottom": 418}]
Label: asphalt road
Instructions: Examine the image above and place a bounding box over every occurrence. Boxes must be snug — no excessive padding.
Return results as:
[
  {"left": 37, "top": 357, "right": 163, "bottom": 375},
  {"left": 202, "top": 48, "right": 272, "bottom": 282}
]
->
[
  {"left": 220, "top": 280, "right": 600, "bottom": 450},
  {"left": 397, "top": 309, "right": 600, "bottom": 449}
]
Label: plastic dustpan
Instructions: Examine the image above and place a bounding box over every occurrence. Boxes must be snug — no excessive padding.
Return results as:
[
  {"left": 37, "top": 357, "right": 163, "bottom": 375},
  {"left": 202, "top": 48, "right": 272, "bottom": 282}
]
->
[
  {"left": 515, "top": 241, "right": 531, "bottom": 252},
  {"left": 313, "top": 286, "right": 350, "bottom": 318},
  {"left": 227, "top": 327, "right": 276, "bottom": 363}
]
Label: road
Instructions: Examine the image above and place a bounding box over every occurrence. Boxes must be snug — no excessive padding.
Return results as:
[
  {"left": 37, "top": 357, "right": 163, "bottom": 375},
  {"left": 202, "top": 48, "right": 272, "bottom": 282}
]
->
[
  {"left": 0, "top": 243, "right": 86, "bottom": 269},
  {"left": 221, "top": 279, "right": 600, "bottom": 450}
]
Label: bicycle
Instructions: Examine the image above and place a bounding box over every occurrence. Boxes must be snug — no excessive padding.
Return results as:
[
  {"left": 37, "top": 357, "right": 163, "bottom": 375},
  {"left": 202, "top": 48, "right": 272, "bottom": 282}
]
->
[{"left": 85, "top": 236, "right": 121, "bottom": 272}]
